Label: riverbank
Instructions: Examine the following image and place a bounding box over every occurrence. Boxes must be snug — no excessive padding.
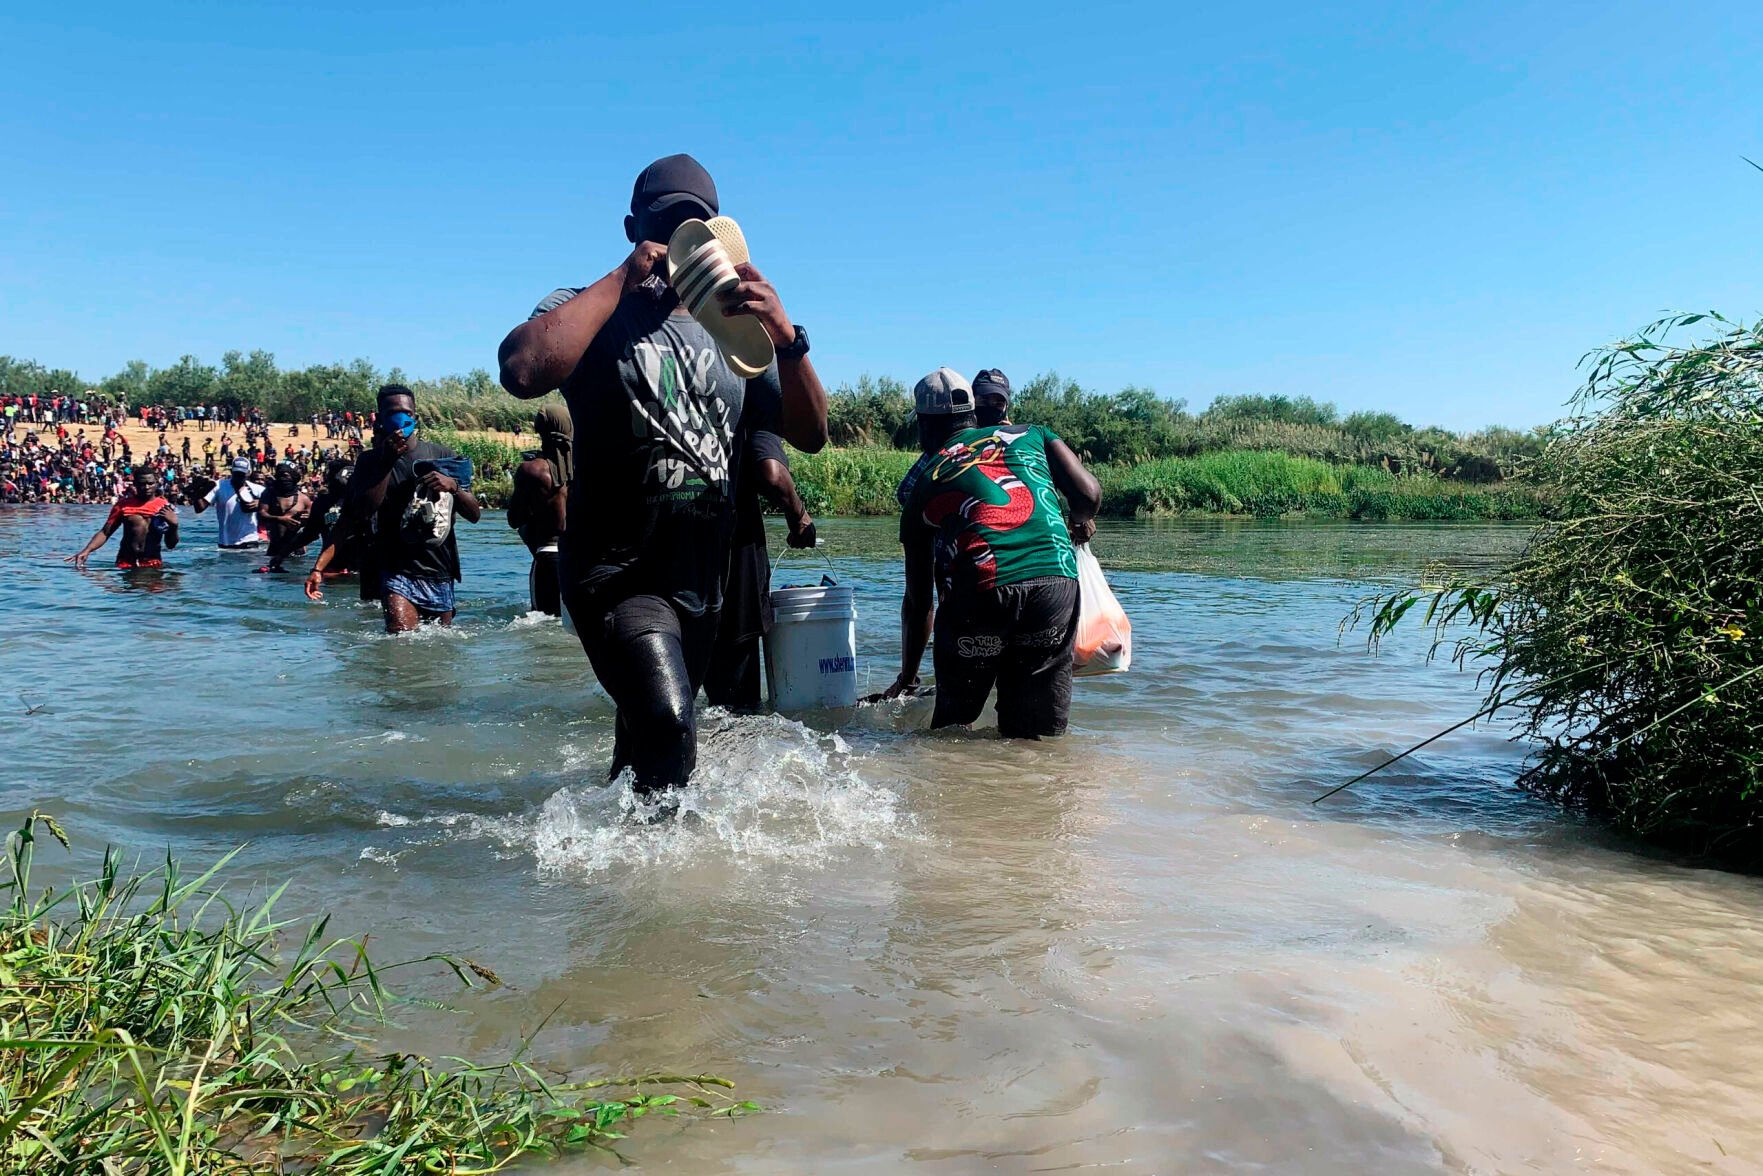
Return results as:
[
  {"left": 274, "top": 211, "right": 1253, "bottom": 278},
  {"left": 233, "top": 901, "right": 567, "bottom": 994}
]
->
[
  {"left": 60, "top": 420, "right": 1549, "bottom": 520},
  {"left": 436, "top": 433, "right": 1553, "bottom": 521}
]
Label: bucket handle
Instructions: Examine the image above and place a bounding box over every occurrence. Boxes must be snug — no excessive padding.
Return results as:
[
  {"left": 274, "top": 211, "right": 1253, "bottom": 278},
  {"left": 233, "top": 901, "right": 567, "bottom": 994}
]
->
[{"left": 771, "top": 538, "right": 839, "bottom": 582}]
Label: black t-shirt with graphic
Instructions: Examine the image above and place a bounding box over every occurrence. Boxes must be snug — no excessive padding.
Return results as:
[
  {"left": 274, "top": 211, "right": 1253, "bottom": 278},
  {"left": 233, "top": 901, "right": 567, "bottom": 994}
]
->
[
  {"left": 347, "top": 437, "right": 463, "bottom": 587},
  {"left": 560, "top": 295, "right": 782, "bottom": 618}
]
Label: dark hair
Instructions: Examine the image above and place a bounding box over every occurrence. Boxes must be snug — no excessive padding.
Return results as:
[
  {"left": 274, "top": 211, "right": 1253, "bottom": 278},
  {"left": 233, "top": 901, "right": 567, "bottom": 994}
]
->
[
  {"left": 377, "top": 384, "right": 414, "bottom": 406},
  {"left": 917, "top": 410, "right": 978, "bottom": 454}
]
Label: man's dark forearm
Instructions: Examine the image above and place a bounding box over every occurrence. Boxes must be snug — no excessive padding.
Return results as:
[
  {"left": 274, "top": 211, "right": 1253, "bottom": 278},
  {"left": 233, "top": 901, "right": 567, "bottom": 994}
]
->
[
  {"left": 453, "top": 489, "right": 482, "bottom": 524},
  {"left": 756, "top": 459, "right": 808, "bottom": 528},
  {"left": 898, "top": 592, "right": 932, "bottom": 685}
]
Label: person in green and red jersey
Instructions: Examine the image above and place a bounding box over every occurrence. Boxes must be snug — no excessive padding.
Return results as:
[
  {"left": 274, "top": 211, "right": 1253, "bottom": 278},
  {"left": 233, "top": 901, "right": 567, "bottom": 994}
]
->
[{"left": 883, "top": 367, "right": 1101, "bottom": 737}]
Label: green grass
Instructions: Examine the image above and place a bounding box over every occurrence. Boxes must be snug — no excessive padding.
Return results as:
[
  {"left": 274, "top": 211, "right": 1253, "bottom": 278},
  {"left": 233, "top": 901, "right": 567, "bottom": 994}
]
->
[
  {"left": 788, "top": 448, "right": 920, "bottom": 517},
  {"left": 435, "top": 437, "right": 1551, "bottom": 521},
  {"left": 0, "top": 813, "right": 754, "bottom": 1173},
  {"left": 1097, "top": 450, "right": 1550, "bottom": 520}
]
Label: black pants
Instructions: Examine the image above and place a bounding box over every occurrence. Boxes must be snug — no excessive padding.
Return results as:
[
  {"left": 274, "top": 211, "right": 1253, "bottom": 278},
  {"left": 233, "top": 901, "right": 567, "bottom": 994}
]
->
[
  {"left": 931, "top": 576, "right": 1079, "bottom": 738},
  {"left": 569, "top": 592, "right": 718, "bottom": 794},
  {"left": 704, "top": 536, "right": 769, "bottom": 710},
  {"left": 704, "top": 630, "right": 764, "bottom": 710},
  {"left": 528, "top": 548, "right": 561, "bottom": 617}
]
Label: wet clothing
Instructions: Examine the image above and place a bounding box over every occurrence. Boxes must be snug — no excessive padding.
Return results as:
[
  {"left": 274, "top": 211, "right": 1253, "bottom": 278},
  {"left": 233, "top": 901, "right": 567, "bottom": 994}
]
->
[
  {"left": 552, "top": 291, "right": 783, "bottom": 790},
  {"left": 104, "top": 493, "right": 171, "bottom": 566},
  {"left": 529, "top": 544, "right": 561, "bottom": 616},
  {"left": 116, "top": 558, "right": 164, "bottom": 570},
  {"left": 567, "top": 590, "right": 718, "bottom": 793},
  {"left": 346, "top": 439, "right": 464, "bottom": 602},
  {"left": 203, "top": 478, "right": 264, "bottom": 547},
  {"left": 929, "top": 576, "right": 1079, "bottom": 737},
  {"left": 903, "top": 425, "right": 1081, "bottom": 738},
  {"left": 901, "top": 424, "right": 1077, "bottom": 595},
  {"left": 381, "top": 572, "right": 456, "bottom": 615},
  {"left": 705, "top": 429, "right": 788, "bottom": 709},
  {"left": 559, "top": 299, "right": 783, "bottom": 620}
]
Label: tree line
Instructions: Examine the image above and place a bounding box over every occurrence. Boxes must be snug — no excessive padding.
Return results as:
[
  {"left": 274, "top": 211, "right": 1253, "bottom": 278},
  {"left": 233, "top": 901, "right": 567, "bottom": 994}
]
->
[{"left": 0, "top": 354, "right": 1549, "bottom": 481}]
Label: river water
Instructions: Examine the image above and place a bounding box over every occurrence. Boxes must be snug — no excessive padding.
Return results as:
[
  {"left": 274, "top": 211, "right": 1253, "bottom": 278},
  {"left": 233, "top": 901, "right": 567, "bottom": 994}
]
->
[{"left": 4, "top": 509, "right": 1761, "bottom": 1174}]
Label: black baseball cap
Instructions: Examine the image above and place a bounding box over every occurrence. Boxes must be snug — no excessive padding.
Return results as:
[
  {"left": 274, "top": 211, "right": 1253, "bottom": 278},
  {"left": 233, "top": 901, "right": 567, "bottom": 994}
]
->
[
  {"left": 630, "top": 154, "right": 719, "bottom": 218},
  {"left": 973, "top": 369, "right": 1012, "bottom": 400}
]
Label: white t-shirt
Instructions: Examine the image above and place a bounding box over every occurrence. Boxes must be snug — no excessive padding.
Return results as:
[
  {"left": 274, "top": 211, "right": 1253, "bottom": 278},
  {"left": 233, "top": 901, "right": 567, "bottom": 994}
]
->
[{"left": 204, "top": 478, "right": 264, "bottom": 546}]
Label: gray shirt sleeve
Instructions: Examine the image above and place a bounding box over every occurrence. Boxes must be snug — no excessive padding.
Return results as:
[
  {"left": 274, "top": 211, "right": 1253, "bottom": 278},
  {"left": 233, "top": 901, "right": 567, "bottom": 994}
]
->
[{"left": 529, "top": 287, "right": 586, "bottom": 320}]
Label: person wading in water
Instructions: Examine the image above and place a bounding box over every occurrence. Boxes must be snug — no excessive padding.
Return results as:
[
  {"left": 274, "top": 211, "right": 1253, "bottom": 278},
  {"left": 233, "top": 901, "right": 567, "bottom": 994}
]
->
[
  {"left": 306, "top": 385, "right": 481, "bottom": 632},
  {"left": 883, "top": 368, "right": 1101, "bottom": 737},
  {"left": 506, "top": 405, "right": 572, "bottom": 617},
  {"left": 262, "top": 460, "right": 359, "bottom": 575},
  {"left": 496, "top": 152, "right": 829, "bottom": 797},
  {"left": 257, "top": 462, "right": 311, "bottom": 559},
  {"left": 67, "top": 466, "right": 181, "bottom": 569},
  {"left": 703, "top": 426, "right": 816, "bottom": 709}
]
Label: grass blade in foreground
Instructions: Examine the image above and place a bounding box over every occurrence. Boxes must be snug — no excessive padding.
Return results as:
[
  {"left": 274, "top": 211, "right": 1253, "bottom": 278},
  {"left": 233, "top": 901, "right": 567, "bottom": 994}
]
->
[{"left": 0, "top": 812, "right": 753, "bottom": 1173}]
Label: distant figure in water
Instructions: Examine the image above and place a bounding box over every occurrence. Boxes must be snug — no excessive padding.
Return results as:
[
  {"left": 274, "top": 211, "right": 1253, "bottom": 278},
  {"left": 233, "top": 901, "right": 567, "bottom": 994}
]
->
[
  {"left": 307, "top": 384, "right": 481, "bottom": 632},
  {"left": 257, "top": 462, "right": 312, "bottom": 558},
  {"left": 191, "top": 457, "right": 265, "bottom": 549},
  {"left": 882, "top": 367, "right": 1101, "bottom": 737},
  {"left": 264, "top": 460, "right": 358, "bottom": 575},
  {"left": 506, "top": 405, "right": 572, "bottom": 617},
  {"left": 67, "top": 467, "right": 181, "bottom": 569}
]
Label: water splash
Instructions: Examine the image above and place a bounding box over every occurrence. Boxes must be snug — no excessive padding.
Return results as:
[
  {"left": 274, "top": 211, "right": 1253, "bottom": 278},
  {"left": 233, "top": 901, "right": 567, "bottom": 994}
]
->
[{"left": 370, "top": 712, "right": 916, "bottom": 879}]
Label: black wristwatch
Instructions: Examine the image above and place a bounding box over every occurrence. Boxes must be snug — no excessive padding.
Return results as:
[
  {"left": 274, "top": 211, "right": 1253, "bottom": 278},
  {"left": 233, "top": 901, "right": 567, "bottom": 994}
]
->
[{"left": 777, "top": 324, "right": 810, "bottom": 360}]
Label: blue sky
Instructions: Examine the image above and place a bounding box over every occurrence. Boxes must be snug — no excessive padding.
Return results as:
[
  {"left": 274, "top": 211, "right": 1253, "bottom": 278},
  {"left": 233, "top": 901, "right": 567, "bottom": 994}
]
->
[{"left": 2, "top": 1, "right": 1758, "bottom": 430}]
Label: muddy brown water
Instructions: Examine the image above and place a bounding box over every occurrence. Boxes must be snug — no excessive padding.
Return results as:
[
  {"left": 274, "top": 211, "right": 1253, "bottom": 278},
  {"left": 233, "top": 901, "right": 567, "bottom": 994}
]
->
[{"left": 4, "top": 510, "right": 1759, "bottom": 1173}]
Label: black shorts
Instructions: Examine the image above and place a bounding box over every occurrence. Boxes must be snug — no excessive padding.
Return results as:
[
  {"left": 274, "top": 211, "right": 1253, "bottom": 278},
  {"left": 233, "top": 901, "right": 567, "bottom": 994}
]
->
[
  {"left": 931, "top": 575, "right": 1079, "bottom": 738},
  {"left": 529, "top": 547, "right": 561, "bottom": 616}
]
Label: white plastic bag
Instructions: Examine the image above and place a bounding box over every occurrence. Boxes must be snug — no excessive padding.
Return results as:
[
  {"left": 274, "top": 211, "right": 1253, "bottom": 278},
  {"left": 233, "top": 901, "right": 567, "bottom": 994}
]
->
[{"left": 1073, "top": 543, "right": 1131, "bottom": 676}]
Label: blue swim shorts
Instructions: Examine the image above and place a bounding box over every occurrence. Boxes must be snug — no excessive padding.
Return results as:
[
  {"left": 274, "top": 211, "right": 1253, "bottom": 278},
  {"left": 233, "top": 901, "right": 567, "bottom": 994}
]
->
[{"left": 380, "top": 572, "right": 456, "bottom": 615}]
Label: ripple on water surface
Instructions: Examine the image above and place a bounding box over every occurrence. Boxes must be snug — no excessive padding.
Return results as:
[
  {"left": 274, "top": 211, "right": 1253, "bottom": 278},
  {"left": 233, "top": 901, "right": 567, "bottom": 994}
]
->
[{"left": 10, "top": 510, "right": 1763, "bottom": 1174}]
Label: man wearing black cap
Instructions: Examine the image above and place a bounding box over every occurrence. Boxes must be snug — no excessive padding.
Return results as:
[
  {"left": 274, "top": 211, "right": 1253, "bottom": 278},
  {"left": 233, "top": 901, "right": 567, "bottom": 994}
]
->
[{"left": 496, "top": 153, "right": 828, "bottom": 797}]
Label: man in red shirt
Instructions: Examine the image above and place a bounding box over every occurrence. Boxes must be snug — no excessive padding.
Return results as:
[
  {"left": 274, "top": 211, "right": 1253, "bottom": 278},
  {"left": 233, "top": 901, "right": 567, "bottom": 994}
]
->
[{"left": 66, "top": 468, "right": 181, "bottom": 569}]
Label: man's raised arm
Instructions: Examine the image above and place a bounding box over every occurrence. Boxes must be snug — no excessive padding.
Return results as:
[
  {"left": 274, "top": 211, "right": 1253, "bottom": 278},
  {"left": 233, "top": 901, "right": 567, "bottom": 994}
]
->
[{"left": 498, "top": 244, "right": 667, "bottom": 399}]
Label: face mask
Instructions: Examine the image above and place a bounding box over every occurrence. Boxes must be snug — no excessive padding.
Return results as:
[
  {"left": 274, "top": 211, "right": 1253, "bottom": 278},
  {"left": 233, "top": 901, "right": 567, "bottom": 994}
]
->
[
  {"left": 380, "top": 410, "right": 417, "bottom": 439},
  {"left": 976, "top": 406, "right": 1007, "bottom": 427}
]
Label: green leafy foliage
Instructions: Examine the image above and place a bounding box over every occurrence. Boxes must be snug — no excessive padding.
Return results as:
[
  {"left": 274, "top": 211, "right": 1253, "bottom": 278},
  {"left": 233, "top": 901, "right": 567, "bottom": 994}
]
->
[{"left": 1347, "top": 313, "right": 1763, "bottom": 858}]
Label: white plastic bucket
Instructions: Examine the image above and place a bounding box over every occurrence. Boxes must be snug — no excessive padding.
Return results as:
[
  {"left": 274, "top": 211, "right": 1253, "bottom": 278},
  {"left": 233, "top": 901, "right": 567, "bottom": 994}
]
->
[{"left": 764, "top": 583, "right": 858, "bottom": 710}]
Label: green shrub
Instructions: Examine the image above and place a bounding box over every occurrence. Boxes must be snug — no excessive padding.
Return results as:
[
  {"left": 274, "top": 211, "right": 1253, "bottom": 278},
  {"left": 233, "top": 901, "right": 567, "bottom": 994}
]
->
[
  {"left": 1355, "top": 313, "right": 1763, "bottom": 858},
  {"left": 787, "top": 447, "right": 918, "bottom": 516}
]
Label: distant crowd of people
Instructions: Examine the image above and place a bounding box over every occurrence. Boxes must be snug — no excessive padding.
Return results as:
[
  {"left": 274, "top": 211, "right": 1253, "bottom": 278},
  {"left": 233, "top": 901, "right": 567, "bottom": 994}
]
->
[{"left": 1, "top": 395, "right": 377, "bottom": 506}]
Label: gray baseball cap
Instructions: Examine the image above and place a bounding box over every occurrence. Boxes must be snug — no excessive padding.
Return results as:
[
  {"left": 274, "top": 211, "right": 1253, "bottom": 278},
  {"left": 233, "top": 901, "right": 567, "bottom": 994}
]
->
[
  {"left": 230, "top": 457, "right": 252, "bottom": 474},
  {"left": 913, "top": 367, "right": 976, "bottom": 416}
]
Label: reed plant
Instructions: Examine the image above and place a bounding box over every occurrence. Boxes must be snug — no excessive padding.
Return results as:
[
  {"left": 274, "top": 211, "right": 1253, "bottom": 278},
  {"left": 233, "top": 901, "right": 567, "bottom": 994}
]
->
[
  {"left": 0, "top": 813, "right": 752, "bottom": 1173},
  {"left": 1345, "top": 313, "right": 1763, "bottom": 858}
]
